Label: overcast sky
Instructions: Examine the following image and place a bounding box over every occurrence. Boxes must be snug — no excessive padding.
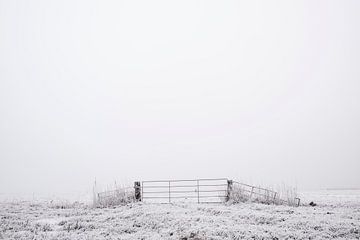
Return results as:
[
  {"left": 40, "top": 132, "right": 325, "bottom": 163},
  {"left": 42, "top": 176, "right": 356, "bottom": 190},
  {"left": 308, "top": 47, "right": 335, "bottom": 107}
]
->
[{"left": 1, "top": 0, "right": 360, "bottom": 197}]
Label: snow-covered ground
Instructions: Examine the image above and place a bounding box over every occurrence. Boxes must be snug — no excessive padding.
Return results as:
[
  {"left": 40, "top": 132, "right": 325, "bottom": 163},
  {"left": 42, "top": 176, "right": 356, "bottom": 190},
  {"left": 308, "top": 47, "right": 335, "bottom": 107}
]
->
[{"left": 1, "top": 190, "right": 359, "bottom": 239}]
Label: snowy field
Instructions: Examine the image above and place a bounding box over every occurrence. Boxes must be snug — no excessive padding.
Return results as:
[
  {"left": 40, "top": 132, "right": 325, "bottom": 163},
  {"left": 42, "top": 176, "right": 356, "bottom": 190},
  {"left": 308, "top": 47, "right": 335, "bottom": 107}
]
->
[{"left": 1, "top": 190, "right": 360, "bottom": 240}]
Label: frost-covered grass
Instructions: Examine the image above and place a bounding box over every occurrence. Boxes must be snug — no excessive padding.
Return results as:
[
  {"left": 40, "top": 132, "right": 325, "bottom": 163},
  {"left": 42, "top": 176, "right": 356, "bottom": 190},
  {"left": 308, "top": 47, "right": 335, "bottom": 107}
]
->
[
  {"left": 92, "top": 181, "right": 135, "bottom": 208},
  {"left": 94, "top": 188, "right": 135, "bottom": 208},
  {"left": 1, "top": 190, "right": 360, "bottom": 239}
]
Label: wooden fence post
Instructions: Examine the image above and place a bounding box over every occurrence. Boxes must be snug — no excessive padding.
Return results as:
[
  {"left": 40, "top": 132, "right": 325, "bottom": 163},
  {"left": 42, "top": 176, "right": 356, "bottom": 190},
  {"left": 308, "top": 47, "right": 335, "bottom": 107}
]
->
[
  {"left": 226, "top": 180, "right": 233, "bottom": 202},
  {"left": 134, "top": 181, "right": 141, "bottom": 201}
]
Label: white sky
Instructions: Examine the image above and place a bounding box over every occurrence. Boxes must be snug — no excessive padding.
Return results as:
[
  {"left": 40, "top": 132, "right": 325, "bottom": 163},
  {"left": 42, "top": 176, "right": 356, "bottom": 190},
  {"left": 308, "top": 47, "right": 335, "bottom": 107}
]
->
[{"left": 1, "top": 0, "right": 360, "bottom": 197}]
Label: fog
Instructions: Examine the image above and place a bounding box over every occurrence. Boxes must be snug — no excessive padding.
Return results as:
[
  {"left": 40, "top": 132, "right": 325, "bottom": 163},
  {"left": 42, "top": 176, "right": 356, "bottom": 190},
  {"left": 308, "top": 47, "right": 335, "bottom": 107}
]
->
[{"left": 1, "top": 0, "right": 360, "bottom": 198}]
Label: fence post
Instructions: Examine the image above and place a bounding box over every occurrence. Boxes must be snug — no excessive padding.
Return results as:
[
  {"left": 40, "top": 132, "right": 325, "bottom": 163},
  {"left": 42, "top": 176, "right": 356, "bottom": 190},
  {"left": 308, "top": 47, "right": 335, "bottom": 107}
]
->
[
  {"left": 197, "top": 180, "right": 200, "bottom": 203},
  {"left": 226, "top": 180, "right": 233, "bottom": 202},
  {"left": 273, "top": 192, "right": 277, "bottom": 203},
  {"left": 134, "top": 181, "right": 141, "bottom": 201},
  {"left": 168, "top": 181, "right": 171, "bottom": 203},
  {"left": 141, "top": 181, "right": 143, "bottom": 202},
  {"left": 250, "top": 187, "right": 254, "bottom": 199}
]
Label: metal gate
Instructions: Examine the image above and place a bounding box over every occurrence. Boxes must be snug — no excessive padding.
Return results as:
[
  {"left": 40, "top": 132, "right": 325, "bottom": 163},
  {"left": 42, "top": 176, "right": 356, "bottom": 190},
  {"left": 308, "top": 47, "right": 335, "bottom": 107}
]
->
[{"left": 140, "top": 178, "right": 229, "bottom": 203}]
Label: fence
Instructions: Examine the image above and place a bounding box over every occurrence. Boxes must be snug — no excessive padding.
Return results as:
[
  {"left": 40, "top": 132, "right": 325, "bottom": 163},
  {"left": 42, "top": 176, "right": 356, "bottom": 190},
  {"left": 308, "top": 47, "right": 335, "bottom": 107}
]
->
[
  {"left": 231, "top": 181, "right": 300, "bottom": 206},
  {"left": 230, "top": 181, "right": 278, "bottom": 203},
  {"left": 96, "top": 178, "right": 301, "bottom": 206},
  {"left": 139, "top": 178, "right": 229, "bottom": 203}
]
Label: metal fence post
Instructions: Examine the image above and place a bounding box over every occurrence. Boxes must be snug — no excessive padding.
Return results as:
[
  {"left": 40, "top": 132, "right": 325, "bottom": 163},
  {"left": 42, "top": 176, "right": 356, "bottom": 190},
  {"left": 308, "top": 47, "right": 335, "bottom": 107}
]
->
[
  {"left": 273, "top": 192, "right": 277, "bottom": 203},
  {"left": 168, "top": 181, "right": 171, "bottom": 203},
  {"left": 197, "top": 180, "right": 200, "bottom": 203},
  {"left": 250, "top": 186, "right": 254, "bottom": 199}
]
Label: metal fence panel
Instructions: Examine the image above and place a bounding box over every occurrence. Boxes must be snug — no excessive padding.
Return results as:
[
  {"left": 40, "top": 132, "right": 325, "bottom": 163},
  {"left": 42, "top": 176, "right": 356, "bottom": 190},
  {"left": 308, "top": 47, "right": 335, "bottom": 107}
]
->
[{"left": 141, "top": 178, "right": 228, "bottom": 203}]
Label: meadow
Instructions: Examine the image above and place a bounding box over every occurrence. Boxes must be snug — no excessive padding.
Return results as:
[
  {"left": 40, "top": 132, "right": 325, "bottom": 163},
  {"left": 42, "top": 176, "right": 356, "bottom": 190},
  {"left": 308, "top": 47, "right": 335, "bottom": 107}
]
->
[{"left": 1, "top": 190, "right": 359, "bottom": 239}]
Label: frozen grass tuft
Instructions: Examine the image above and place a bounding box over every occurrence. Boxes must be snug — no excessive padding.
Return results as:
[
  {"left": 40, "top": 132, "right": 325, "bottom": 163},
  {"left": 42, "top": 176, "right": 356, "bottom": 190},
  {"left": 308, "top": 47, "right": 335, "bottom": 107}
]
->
[
  {"left": 47, "top": 200, "right": 84, "bottom": 209},
  {"left": 96, "top": 188, "right": 135, "bottom": 207},
  {"left": 274, "top": 184, "right": 300, "bottom": 206},
  {"left": 92, "top": 181, "right": 135, "bottom": 207}
]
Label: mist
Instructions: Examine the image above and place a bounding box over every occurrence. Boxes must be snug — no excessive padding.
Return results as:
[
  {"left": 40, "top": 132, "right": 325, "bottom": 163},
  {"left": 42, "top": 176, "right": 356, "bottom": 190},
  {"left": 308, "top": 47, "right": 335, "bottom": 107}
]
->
[{"left": 1, "top": 0, "right": 360, "bottom": 198}]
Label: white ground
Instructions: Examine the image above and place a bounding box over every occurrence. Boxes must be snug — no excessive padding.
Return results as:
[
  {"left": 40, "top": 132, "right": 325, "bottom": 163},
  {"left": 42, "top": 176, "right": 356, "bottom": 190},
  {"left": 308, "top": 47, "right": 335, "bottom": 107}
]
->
[{"left": 1, "top": 190, "right": 360, "bottom": 240}]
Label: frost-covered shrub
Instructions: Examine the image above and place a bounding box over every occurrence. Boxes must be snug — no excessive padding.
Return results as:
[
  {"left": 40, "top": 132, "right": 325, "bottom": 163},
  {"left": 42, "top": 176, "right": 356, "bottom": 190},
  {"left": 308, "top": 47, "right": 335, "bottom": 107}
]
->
[
  {"left": 228, "top": 186, "right": 250, "bottom": 203},
  {"left": 94, "top": 187, "right": 135, "bottom": 207}
]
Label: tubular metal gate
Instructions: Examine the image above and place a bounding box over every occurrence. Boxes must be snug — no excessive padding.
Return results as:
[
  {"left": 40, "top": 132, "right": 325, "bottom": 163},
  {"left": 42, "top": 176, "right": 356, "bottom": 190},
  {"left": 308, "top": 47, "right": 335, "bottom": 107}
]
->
[
  {"left": 140, "top": 178, "right": 229, "bottom": 203},
  {"left": 231, "top": 181, "right": 277, "bottom": 203},
  {"left": 231, "top": 181, "right": 300, "bottom": 206}
]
